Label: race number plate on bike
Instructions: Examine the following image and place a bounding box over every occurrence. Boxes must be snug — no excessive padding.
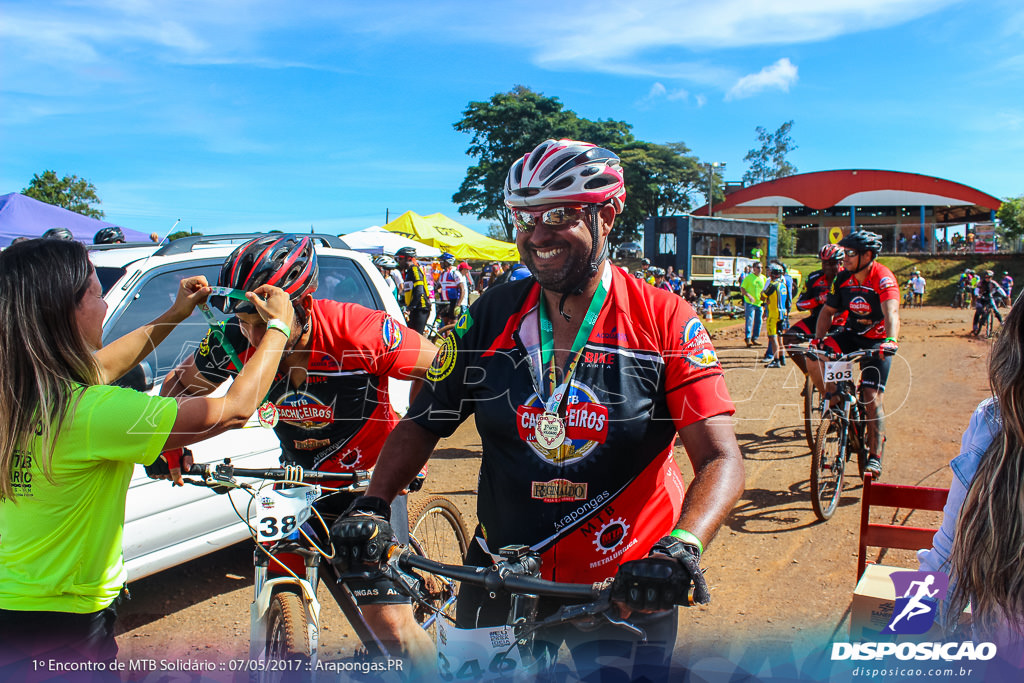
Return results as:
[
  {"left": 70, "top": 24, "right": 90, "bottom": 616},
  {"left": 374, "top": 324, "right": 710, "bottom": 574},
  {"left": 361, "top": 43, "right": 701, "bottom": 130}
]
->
[
  {"left": 254, "top": 485, "right": 320, "bottom": 541},
  {"left": 436, "top": 619, "right": 526, "bottom": 682},
  {"left": 824, "top": 361, "right": 855, "bottom": 383}
]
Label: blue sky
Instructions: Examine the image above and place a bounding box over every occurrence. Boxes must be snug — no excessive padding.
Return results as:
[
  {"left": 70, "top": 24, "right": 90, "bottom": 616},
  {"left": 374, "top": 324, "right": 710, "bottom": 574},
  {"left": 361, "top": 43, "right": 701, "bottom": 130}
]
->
[{"left": 2, "top": 0, "right": 1022, "bottom": 238}]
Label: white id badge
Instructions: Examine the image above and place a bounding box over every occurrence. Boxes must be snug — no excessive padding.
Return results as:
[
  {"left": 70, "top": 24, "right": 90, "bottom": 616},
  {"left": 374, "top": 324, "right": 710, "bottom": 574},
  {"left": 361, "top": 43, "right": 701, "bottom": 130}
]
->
[{"left": 436, "top": 619, "right": 526, "bottom": 681}]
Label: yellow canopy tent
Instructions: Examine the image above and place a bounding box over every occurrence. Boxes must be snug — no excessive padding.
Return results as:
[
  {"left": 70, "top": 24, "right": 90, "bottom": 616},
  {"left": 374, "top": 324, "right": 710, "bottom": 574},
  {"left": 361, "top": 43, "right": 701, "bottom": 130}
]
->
[{"left": 382, "top": 211, "right": 519, "bottom": 262}]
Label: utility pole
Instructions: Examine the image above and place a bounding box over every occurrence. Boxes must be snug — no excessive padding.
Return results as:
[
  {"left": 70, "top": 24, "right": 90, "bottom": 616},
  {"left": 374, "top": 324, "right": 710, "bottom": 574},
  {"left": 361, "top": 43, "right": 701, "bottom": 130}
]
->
[{"left": 705, "top": 161, "right": 726, "bottom": 217}]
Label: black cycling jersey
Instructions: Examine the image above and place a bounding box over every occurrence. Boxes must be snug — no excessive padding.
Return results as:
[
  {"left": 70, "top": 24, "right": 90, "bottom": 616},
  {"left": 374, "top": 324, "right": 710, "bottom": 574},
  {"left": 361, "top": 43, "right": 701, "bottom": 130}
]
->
[{"left": 408, "top": 266, "right": 734, "bottom": 583}]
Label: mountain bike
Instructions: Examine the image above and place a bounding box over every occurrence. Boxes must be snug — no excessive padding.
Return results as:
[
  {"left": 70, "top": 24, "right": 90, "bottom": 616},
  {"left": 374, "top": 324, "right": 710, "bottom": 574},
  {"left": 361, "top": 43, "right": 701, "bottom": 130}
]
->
[
  {"left": 378, "top": 541, "right": 688, "bottom": 681},
  {"left": 951, "top": 285, "right": 968, "bottom": 309},
  {"left": 784, "top": 337, "right": 823, "bottom": 452},
  {"left": 975, "top": 297, "right": 999, "bottom": 339},
  {"left": 184, "top": 460, "right": 469, "bottom": 679},
  {"left": 796, "top": 347, "right": 893, "bottom": 521}
]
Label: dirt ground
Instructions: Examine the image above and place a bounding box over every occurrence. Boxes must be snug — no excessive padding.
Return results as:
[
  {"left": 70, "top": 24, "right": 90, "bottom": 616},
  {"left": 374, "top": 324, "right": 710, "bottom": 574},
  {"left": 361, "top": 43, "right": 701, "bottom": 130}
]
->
[{"left": 114, "top": 305, "right": 995, "bottom": 677}]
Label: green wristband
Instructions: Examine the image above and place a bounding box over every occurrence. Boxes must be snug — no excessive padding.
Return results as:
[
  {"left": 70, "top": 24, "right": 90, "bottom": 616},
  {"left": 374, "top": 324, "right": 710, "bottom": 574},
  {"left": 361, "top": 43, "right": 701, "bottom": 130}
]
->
[
  {"left": 883, "top": 336, "right": 897, "bottom": 343},
  {"left": 266, "top": 318, "right": 291, "bottom": 340},
  {"left": 671, "top": 529, "right": 704, "bottom": 555}
]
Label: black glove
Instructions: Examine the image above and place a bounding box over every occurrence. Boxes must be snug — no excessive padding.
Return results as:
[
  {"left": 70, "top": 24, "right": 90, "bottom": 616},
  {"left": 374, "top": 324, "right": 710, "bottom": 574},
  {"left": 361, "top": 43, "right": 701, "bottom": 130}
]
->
[
  {"left": 144, "top": 447, "right": 194, "bottom": 485},
  {"left": 611, "top": 536, "right": 709, "bottom": 611},
  {"left": 330, "top": 496, "right": 394, "bottom": 575}
]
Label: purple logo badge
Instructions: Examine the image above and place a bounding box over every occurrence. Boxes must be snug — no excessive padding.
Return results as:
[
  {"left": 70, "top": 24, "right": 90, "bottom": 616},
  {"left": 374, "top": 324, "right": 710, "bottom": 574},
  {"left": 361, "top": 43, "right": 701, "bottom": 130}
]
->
[{"left": 883, "top": 571, "right": 948, "bottom": 635}]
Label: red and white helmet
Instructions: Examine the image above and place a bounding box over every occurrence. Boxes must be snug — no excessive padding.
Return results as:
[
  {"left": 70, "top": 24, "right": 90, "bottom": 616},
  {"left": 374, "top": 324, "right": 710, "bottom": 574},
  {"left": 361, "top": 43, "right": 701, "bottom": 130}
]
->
[
  {"left": 819, "top": 244, "right": 844, "bottom": 262},
  {"left": 504, "top": 139, "right": 626, "bottom": 213}
]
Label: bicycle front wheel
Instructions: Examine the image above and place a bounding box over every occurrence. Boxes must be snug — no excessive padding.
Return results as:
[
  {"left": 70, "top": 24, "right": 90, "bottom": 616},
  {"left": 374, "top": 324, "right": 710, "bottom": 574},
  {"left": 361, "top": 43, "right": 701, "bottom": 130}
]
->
[
  {"left": 810, "top": 414, "right": 846, "bottom": 522},
  {"left": 408, "top": 496, "right": 470, "bottom": 636},
  {"left": 260, "top": 590, "right": 311, "bottom": 683},
  {"left": 803, "top": 376, "right": 822, "bottom": 452}
]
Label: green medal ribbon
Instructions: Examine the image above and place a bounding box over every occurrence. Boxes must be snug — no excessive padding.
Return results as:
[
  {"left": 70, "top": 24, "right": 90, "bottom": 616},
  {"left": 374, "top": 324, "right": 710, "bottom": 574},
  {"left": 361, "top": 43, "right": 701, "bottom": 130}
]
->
[{"left": 536, "top": 273, "right": 609, "bottom": 413}]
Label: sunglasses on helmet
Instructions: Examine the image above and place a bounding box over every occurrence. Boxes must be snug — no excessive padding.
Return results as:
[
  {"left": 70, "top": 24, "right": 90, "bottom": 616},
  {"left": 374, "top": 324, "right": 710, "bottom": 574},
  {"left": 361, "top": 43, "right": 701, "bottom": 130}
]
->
[{"left": 512, "top": 205, "right": 591, "bottom": 233}]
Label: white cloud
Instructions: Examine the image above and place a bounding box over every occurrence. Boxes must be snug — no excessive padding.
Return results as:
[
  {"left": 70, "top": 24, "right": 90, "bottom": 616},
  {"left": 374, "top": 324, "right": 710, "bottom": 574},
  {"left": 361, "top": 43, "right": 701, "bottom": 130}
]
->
[
  {"left": 725, "top": 58, "right": 799, "bottom": 100},
  {"left": 635, "top": 81, "right": 690, "bottom": 108},
  {"left": 695, "top": 94, "right": 708, "bottom": 107}
]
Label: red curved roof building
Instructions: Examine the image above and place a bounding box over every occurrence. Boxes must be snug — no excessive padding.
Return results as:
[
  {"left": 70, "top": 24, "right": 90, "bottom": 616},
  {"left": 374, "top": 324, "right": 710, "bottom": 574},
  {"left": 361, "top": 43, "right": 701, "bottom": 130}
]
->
[{"left": 696, "top": 169, "right": 1002, "bottom": 253}]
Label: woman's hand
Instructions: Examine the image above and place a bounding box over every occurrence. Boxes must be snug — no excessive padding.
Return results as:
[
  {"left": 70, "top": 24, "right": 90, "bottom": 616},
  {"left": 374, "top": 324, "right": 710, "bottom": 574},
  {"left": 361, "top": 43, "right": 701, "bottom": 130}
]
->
[
  {"left": 169, "top": 275, "right": 212, "bottom": 321},
  {"left": 248, "top": 285, "right": 297, "bottom": 333}
]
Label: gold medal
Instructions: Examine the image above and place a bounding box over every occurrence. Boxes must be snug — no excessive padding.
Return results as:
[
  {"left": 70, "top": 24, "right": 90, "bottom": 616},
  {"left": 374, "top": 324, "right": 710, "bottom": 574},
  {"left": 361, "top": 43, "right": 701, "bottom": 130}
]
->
[
  {"left": 535, "top": 411, "right": 566, "bottom": 450},
  {"left": 257, "top": 401, "right": 279, "bottom": 429}
]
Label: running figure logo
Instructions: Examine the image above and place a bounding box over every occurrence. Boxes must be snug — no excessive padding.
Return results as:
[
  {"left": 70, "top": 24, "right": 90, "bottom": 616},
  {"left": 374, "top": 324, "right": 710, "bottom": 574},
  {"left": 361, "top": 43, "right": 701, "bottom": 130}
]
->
[{"left": 883, "top": 571, "right": 949, "bottom": 635}]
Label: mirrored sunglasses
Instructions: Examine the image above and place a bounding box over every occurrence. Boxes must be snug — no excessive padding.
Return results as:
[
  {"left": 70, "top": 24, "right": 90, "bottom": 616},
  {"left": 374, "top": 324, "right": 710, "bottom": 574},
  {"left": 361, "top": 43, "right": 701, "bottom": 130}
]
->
[{"left": 513, "top": 205, "right": 590, "bottom": 233}]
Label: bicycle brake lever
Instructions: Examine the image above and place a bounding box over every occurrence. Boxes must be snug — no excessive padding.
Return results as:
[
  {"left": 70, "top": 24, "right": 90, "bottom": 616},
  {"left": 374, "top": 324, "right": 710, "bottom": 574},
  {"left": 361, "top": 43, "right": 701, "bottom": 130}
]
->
[{"left": 601, "top": 611, "right": 647, "bottom": 641}]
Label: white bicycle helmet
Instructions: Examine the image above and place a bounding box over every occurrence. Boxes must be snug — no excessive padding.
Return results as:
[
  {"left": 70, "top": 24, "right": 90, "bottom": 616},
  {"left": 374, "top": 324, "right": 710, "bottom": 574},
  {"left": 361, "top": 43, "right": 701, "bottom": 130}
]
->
[
  {"left": 372, "top": 255, "right": 397, "bottom": 270},
  {"left": 504, "top": 139, "right": 626, "bottom": 317},
  {"left": 504, "top": 139, "right": 626, "bottom": 213}
]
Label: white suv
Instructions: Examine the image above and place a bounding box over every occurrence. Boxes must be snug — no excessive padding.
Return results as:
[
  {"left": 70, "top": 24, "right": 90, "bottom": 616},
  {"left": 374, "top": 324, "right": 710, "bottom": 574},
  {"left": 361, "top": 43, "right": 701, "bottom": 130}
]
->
[{"left": 90, "top": 234, "right": 411, "bottom": 580}]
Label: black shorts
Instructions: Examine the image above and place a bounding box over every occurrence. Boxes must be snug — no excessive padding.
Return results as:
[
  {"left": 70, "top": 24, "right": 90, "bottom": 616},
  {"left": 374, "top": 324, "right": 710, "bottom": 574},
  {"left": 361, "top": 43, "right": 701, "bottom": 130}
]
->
[
  {"left": 785, "top": 317, "right": 814, "bottom": 338},
  {"left": 312, "top": 490, "right": 411, "bottom": 606},
  {"left": 820, "top": 330, "right": 891, "bottom": 391},
  {"left": 440, "top": 301, "right": 464, "bottom": 322}
]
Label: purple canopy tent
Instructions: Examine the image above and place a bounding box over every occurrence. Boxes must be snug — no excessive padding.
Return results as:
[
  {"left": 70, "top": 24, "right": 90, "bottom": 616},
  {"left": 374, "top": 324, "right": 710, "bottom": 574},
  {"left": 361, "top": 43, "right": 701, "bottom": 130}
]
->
[{"left": 0, "top": 192, "right": 150, "bottom": 247}]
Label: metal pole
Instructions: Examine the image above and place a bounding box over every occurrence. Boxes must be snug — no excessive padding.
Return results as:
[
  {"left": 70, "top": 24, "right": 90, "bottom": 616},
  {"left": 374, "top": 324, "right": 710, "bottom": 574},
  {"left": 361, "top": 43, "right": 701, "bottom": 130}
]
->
[{"left": 707, "top": 164, "right": 713, "bottom": 218}]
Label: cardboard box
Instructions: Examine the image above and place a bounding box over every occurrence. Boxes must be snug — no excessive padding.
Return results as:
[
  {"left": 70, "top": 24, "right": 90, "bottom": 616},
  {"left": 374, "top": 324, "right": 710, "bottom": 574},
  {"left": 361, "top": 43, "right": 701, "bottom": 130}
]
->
[{"left": 850, "top": 564, "right": 970, "bottom": 641}]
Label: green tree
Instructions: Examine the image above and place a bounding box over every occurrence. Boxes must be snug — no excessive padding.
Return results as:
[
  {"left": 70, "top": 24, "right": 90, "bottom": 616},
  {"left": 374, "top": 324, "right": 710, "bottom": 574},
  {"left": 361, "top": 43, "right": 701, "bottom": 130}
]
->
[
  {"left": 777, "top": 221, "right": 796, "bottom": 257},
  {"left": 742, "top": 121, "right": 798, "bottom": 186},
  {"left": 996, "top": 195, "right": 1024, "bottom": 242},
  {"left": 453, "top": 87, "right": 703, "bottom": 246},
  {"left": 167, "top": 230, "right": 202, "bottom": 241},
  {"left": 453, "top": 86, "right": 580, "bottom": 241},
  {"left": 617, "top": 141, "right": 705, "bottom": 244},
  {"left": 22, "top": 170, "right": 105, "bottom": 219}
]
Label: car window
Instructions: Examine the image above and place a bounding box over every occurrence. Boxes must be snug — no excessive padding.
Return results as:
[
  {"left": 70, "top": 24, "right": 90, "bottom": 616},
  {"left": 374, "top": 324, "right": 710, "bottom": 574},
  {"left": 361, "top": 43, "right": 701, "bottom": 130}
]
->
[
  {"left": 95, "top": 266, "right": 127, "bottom": 294},
  {"left": 103, "top": 264, "right": 222, "bottom": 382},
  {"left": 317, "top": 256, "right": 382, "bottom": 310}
]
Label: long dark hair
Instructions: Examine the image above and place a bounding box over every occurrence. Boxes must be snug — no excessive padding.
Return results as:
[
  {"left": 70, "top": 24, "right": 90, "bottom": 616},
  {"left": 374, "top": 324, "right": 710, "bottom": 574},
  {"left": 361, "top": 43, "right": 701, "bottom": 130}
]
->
[
  {"left": 946, "top": 297, "right": 1024, "bottom": 639},
  {"left": 0, "top": 239, "right": 101, "bottom": 501}
]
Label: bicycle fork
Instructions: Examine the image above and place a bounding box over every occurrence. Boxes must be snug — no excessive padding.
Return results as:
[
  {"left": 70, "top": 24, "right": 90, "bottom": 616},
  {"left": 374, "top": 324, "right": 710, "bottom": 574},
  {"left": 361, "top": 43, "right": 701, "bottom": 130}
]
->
[{"left": 249, "top": 550, "right": 323, "bottom": 670}]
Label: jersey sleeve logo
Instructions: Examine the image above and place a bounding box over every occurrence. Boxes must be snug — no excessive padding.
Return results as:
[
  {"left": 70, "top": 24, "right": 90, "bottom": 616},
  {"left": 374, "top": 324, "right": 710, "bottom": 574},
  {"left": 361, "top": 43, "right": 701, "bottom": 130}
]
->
[
  {"left": 679, "top": 317, "right": 720, "bottom": 368},
  {"left": 879, "top": 275, "right": 896, "bottom": 290},
  {"left": 382, "top": 315, "right": 403, "bottom": 351},
  {"left": 426, "top": 333, "right": 457, "bottom": 382}
]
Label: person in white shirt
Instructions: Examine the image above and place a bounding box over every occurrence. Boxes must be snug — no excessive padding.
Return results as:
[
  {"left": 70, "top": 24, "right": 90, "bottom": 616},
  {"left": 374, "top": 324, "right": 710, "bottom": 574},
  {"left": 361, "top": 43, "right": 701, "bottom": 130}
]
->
[{"left": 910, "top": 270, "right": 926, "bottom": 307}]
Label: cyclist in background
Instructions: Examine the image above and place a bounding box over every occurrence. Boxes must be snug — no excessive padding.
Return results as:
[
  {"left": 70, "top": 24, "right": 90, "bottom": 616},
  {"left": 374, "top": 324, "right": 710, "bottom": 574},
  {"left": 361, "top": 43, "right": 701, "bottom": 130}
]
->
[
  {"left": 372, "top": 254, "right": 402, "bottom": 304},
  {"left": 783, "top": 244, "right": 846, "bottom": 375},
  {"left": 1000, "top": 271, "right": 1014, "bottom": 305},
  {"left": 808, "top": 230, "right": 900, "bottom": 479},
  {"left": 157, "top": 234, "right": 438, "bottom": 667},
  {"left": 334, "top": 138, "right": 744, "bottom": 681},
  {"left": 436, "top": 252, "right": 468, "bottom": 329},
  {"left": 395, "top": 246, "right": 432, "bottom": 334},
  {"left": 652, "top": 267, "right": 674, "bottom": 292},
  {"left": 761, "top": 262, "right": 789, "bottom": 368},
  {"left": 971, "top": 270, "right": 1007, "bottom": 336},
  {"left": 93, "top": 227, "right": 125, "bottom": 245}
]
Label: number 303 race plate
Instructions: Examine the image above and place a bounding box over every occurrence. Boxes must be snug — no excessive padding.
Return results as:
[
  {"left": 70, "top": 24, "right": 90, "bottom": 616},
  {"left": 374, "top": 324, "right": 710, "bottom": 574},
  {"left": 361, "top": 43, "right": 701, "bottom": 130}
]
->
[{"left": 824, "top": 360, "right": 854, "bottom": 383}]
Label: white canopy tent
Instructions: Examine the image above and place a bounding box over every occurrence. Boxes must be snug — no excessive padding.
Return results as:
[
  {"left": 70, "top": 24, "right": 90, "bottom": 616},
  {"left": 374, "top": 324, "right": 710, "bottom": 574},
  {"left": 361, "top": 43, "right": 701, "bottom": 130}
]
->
[{"left": 337, "top": 226, "right": 442, "bottom": 258}]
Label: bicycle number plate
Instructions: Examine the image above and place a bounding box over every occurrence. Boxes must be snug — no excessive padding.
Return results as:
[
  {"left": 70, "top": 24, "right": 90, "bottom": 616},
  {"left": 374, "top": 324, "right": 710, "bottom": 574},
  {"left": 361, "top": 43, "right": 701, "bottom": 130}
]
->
[
  {"left": 254, "top": 485, "right": 320, "bottom": 541},
  {"left": 824, "top": 360, "right": 854, "bottom": 383},
  {"left": 436, "top": 619, "right": 525, "bottom": 682}
]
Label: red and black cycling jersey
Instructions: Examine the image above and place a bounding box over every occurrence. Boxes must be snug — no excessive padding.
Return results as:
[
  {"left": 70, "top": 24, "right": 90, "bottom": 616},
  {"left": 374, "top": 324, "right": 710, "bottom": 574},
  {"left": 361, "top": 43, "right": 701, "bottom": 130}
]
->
[
  {"left": 794, "top": 269, "right": 847, "bottom": 330},
  {"left": 408, "top": 265, "right": 734, "bottom": 583},
  {"left": 825, "top": 261, "right": 899, "bottom": 339},
  {"left": 193, "top": 299, "right": 423, "bottom": 472},
  {"left": 975, "top": 279, "right": 1007, "bottom": 306}
]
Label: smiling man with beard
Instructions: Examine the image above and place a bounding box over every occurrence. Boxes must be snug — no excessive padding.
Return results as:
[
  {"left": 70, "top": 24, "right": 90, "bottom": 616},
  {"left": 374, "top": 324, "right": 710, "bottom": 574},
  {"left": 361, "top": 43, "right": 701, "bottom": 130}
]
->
[{"left": 333, "top": 139, "right": 745, "bottom": 680}]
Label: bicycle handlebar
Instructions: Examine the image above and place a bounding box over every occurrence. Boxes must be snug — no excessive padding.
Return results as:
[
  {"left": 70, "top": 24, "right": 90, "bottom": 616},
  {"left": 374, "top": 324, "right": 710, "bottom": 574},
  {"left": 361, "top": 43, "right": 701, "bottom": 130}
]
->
[
  {"left": 784, "top": 345, "right": 896, "bottom": 362},
  {"left": 183, "top": 460, "right": 368, "bottom": 489},
  {"left": 388, "top": 545, "right": 605, "bottom": 601}
]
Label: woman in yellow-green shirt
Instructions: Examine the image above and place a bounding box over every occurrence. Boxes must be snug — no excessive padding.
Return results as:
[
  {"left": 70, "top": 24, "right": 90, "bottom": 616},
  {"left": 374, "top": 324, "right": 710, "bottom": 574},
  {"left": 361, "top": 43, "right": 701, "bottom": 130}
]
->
[{"left": 0, "top": 239, "right": 295, "bottom": 669}]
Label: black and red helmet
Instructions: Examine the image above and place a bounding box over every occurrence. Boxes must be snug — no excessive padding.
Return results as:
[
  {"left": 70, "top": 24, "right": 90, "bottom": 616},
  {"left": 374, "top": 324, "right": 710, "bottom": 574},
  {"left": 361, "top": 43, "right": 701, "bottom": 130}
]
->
[{"left": 215, "top": 234, "right": 318, "bottom": 313}]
